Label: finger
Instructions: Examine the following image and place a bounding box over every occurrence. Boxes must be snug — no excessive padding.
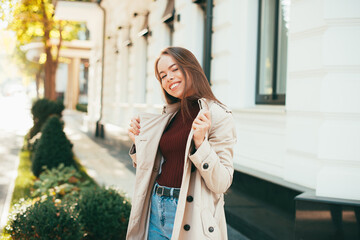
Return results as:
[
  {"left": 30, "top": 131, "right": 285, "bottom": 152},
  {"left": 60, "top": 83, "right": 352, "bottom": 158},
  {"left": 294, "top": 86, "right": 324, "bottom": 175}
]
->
[
  {"left": 200, "top": 112, "right": 211, "bottom": 121},
  {"left": 198, "top": 114, "right": 211, "bottom": 126},
  {"left": 197, "top": 113, "right": 209, "bottom": 122},
  {"left": 196, "top": 113, "right": 208, "bottom": 121},
  {"left": 194, "top": 118, "right": 210, "bottom": 128},
  {"left": 192, "top": 122, "right": 207, "bottom": 130},
  {"left": 128, "top": 131, "right": 134, "bottom": 138},
  {"left": 192, "top": 122, "right": 200, "bottom": 130},
  {"left": 128, "top": 127, "right": 140, "bottom": 135},
  {"left": 193, "top": 119, "right": 202, "bottom": 125},
  {"left": 203, "top": 111, "right": 210, "bottom": 118},
  {"left": 134, "top": 127, "right": 140, "bottom": 134},
  {"left": 128, "top": 129, "right": 134, "bottom": 140},
  {"left": 131, "top": 118, "right": 141, "bottom": 129},
  {"left": 128, "top": 132, "right": 135, "bottom": 143},
  {"left": 128, "top": 127, "right": 134, "bottom": 135},
  {"left": 204, "top": 111, "right": 211, "bottom": 124},
  {"left": 129, "top": 122, "right": 139, "bottom": 131}
]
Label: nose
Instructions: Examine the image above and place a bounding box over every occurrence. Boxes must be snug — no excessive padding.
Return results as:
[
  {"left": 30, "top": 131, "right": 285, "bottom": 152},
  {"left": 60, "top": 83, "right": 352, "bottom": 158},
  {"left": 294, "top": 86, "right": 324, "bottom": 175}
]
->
[{"left": 167, "top": 73, "right": 174, "bottom": 81}]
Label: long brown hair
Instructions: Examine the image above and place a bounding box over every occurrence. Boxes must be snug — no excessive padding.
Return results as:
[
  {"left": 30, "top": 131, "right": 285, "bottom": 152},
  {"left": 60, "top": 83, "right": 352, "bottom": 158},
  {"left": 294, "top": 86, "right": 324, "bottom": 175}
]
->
[{"left": 154, "top": 47, "right": 220, "bottom": 118}]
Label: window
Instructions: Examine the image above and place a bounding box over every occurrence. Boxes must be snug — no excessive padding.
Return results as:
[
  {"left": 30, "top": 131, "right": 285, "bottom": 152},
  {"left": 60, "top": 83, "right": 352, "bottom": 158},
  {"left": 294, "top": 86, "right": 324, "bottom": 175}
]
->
[
  {"left": 162, "top": 0, "right": 175, "bottom": 46},
  {"left": 256, "top": 0, "right": 290, "bottom": 105},
  {"left": 136, "top": 13, "right": 150, "bottom": 103},
  {"left": 193, "top": 0, "right": 212, "bottom": 84}
]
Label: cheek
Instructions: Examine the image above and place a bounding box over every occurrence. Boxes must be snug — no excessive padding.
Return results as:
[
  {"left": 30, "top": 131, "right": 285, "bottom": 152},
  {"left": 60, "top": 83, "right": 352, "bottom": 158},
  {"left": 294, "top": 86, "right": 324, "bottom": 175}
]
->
[{"left": 161, "top": 81, "right": 166, "bottom": 89}]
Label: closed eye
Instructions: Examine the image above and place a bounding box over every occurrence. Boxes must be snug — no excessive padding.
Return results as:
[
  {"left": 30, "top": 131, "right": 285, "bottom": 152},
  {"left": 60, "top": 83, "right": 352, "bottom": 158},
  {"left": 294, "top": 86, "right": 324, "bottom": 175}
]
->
[{"left": 161, "top": 74, "right": 167, "bottom": 79}]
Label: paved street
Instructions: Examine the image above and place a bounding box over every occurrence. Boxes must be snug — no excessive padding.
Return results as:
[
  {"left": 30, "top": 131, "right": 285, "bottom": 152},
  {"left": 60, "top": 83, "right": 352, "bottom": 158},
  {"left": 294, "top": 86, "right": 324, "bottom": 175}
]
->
[{"left": 0, "top": 94, "right": 33, "bottom": 232}]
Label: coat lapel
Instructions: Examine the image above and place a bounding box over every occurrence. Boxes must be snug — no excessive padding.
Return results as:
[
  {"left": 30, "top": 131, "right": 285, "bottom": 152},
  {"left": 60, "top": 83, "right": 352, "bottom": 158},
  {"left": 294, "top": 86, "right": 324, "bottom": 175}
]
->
[
  {"left": 171, "top": 98, "right": 211, "bottom": 239},
  {"left": 135, "top": 102, "right": 180, "bottom": 170}
]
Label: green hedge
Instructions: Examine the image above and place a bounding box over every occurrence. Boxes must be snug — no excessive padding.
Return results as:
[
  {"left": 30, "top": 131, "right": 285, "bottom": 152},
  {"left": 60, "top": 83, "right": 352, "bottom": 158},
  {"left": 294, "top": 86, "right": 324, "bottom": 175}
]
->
[
  {"left": 7, "top": 199, "right": 84, "bottom": 240},
  {"left": 31, "top": 116, "right": 75, "bottom": 177},
  {"left": 76, "top": 103, "right": 88, "bottom": 113},
  {"left": 2, "top": 104, "right": 132, "bottom": 239},
  {"left": 32, "top": 164, "right": 93, "bottom": 200},
  {"left": 76, "top": 187, "right": 131, "bottom": 240},
  {"left": 28, "top": 98, "right": 65, "bottom": 140}
]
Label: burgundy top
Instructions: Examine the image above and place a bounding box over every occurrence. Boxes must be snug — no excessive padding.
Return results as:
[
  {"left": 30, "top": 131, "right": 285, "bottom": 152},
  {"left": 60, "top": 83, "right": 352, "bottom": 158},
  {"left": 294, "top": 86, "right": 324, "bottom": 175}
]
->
[{"left": 157, "top": 101, "right": 200, "bottom": 188}]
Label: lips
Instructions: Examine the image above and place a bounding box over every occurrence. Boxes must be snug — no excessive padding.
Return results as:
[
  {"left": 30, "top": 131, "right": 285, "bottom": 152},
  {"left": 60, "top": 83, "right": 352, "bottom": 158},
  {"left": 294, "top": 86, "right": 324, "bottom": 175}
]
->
[{"left": 169, "top": 82, "right": 180, "bottom": 90}]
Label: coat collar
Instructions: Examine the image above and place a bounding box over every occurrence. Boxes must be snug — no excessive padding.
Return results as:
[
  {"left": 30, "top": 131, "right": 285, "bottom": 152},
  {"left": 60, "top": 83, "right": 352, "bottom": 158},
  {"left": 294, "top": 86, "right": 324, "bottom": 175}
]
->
[
  {"left": 162, "top": 102, "right": 180, "bottom": 114},
  {"left": 162, "top": 98, "right": 210, "bottom": 114}
]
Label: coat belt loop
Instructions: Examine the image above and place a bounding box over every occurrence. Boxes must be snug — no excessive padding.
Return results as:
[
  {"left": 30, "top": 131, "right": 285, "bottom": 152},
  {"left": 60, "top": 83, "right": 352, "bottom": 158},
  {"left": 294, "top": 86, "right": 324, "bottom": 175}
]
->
[{"left": 198, "top": 99, "right": 203, "bottom": 110}]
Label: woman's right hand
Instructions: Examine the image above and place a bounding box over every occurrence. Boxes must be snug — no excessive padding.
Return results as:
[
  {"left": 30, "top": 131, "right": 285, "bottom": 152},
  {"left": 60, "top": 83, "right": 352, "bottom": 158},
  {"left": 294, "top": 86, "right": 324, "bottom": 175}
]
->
[{"left": 128, "top": 116, "right": 140, "bottom": 144}]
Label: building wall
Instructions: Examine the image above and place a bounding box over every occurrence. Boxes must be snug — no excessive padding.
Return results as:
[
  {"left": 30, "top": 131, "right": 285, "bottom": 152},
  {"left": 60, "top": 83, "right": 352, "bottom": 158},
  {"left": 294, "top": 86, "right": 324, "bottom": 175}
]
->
[
  {"left": 86, "top": 0, "right": 360, "bottom": 200},
  {"left": 286, "top": 0, "right": 360, "bottom": 200}
]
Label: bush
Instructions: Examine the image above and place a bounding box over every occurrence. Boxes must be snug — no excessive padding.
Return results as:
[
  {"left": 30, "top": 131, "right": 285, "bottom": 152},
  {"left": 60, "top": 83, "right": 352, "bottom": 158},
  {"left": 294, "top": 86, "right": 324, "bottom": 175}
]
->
[
  {"left": 28, "top": 98, "right": 65, "bottom": 140},
  {"left": 32, "top": 164, "right": 93, "bottom": 200},
  {"left": 76, "top": 103, "right": 88, "bottom": 113},
  {"left": 31, "top": 115, "right": 75, "bottom": 177},
  {"left": 76, "top": 187, "right": 131, "bottom": 240},
  {"left": 7, "top": 199, "right": 84, "bottom": 240}
]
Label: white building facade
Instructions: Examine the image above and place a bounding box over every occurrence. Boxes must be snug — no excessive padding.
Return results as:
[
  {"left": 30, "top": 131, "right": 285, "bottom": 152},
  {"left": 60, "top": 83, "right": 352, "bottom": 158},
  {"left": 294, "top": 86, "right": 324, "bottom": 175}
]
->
[{"left": 76, "top": 0, "right": 360, "bottom": 201}]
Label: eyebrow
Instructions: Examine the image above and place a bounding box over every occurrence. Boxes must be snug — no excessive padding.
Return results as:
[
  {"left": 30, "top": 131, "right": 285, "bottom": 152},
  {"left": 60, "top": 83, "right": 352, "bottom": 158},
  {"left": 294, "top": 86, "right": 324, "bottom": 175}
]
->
[{"left": 159, "top": 63, "right": 177, "bottom": 74}]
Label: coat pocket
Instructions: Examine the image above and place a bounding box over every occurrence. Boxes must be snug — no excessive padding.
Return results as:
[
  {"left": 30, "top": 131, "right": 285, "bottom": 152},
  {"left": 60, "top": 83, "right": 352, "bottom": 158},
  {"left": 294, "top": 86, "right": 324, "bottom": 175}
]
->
[
  {"left": 134, "top": 137, "right": 150, "bottom": 170},
  {"left": 201, "top": 208, "right": 221, "bottom": 240}
]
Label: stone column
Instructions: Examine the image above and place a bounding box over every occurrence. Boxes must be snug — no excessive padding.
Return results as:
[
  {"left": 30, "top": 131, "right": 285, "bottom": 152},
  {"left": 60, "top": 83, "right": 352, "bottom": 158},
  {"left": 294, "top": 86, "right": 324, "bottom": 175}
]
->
[{"left": 65, "top": 58, "right": 81, "bottom": 110}]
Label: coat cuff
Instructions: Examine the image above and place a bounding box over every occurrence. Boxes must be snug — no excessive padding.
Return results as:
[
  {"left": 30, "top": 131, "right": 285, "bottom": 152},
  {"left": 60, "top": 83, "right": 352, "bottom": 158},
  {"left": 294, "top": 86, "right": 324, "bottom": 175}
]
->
[
  {"left": 129, "top": 144, "right": 137, "bottom": 167},
  {"left": 189, "top": 139, "right": 213, "bottom": 171},
  {"left": 130, "top": 144, "right": 136, "bottom": 155}
]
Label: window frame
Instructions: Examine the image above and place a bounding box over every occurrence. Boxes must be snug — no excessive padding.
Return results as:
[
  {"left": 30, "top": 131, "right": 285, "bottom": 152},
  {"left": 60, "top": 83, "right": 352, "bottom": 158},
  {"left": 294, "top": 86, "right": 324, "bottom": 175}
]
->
[{"left": 255, "top": 0, "right": 286, "bottom": 105}]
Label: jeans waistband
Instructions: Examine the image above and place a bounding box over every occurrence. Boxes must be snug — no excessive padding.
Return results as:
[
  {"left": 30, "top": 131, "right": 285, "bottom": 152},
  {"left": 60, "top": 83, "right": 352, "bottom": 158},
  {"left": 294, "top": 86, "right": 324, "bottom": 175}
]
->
[{"left": 154, "top": 182, "right": 180, "bottom": 199}]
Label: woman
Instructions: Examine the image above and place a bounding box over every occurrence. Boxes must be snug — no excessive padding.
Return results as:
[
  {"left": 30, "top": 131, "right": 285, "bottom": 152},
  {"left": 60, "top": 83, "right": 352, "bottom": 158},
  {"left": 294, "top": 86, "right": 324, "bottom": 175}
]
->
[{"left": 126, "top": 47, "right": 236, "bottom": 240}]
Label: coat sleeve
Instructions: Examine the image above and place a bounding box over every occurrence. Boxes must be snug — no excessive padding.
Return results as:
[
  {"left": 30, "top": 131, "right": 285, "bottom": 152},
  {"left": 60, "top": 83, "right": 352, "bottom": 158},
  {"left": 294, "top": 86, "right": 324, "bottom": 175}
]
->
[
  {"left": 189, "top": 110, "right": 236, "bottom": 194},
  {"left": 129, "top": 144, "right": 137, "bottom": 168}
]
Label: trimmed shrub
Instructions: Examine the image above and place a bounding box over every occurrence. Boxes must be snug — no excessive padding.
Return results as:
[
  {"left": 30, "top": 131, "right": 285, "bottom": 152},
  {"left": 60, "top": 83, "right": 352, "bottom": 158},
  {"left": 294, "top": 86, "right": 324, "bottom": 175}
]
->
[
  {"left": 31, "top": 115, "right": 75, "bottom": 177},
  {"left": 76, "top": 187, "right": 131, "bottom": 240},
  {"left": 7, "top": 199, "right": 84, "bottom": 240},
  {"left": 28, "top": 98, "right": 65, "bottom": 140},
  {"left": 76, "top": 103, "right": 88, "bottom": 112},
  {"left": 32, "top": 164, "right": 93, "bottom": 200}
]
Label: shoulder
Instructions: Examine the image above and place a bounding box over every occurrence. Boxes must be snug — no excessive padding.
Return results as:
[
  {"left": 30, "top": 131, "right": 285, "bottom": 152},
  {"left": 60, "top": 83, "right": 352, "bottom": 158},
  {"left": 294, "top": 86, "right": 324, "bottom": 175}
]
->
[
  {"left": 210, "top": 101, "right": 232, "bottom": 114},
  {"left": 205, "top": 99, "right": 232, "bottom": 117},
  {"left": 204, "top": 99, "right": 237, "bottom": 139},
  {"left": 205, "top": 100, "right": 234, "bottom": 127}
]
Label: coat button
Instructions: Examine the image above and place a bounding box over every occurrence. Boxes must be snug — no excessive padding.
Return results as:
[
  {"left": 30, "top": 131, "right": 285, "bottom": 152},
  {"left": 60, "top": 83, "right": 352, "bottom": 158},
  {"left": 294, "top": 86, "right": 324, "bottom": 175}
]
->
[
  {"left": 209, "top": 226, "right": 214, "bottom": 232},
  {"left": 184, "top": 224, "right": 190, "bottom": 231},
  {"left": 203, "top": 163, "right": 209, "bottom": 169},
  {"left": 187, "top": 196, "right": 193, "bottom": 202}
]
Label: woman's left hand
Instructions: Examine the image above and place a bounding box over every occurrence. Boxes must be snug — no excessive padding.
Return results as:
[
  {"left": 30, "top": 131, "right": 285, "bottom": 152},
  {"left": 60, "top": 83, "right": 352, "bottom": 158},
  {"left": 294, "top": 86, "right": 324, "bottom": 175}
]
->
[{"left": 192, "top": 110, "right": 211, "bottom": 149}]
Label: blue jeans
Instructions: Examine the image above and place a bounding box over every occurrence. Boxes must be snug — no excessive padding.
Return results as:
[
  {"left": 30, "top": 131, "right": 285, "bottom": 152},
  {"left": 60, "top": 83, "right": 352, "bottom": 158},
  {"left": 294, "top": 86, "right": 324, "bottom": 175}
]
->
[{"left": 148, "top": 183, "right": 179, "bottom": 240}]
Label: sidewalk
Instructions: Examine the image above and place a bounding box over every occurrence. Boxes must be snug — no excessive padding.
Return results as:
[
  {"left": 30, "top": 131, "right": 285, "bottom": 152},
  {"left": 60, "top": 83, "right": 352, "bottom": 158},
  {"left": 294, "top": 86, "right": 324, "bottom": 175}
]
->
[
  {"left": 63, "top": 110, "right": 136, "bottom": 200},
  {"left": 0, "top": 94, "right": 33, "bottom": 233},
  {"left": 63, "top": 110, "right": 249, "bottom": 240}
]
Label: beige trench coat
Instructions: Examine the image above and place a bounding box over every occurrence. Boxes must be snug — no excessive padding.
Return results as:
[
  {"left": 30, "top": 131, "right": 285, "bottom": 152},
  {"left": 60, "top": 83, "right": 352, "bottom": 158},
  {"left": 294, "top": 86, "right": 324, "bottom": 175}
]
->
[{"left": 126, "top": 98, "right": 237, "bottom": 240}]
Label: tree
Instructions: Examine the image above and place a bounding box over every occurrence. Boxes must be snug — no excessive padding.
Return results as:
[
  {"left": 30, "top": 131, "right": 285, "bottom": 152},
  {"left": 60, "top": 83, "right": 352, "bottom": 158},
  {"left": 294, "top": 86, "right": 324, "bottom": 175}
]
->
[{"left": 2, "top": 0, "right": 83, "bottom": 100}]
